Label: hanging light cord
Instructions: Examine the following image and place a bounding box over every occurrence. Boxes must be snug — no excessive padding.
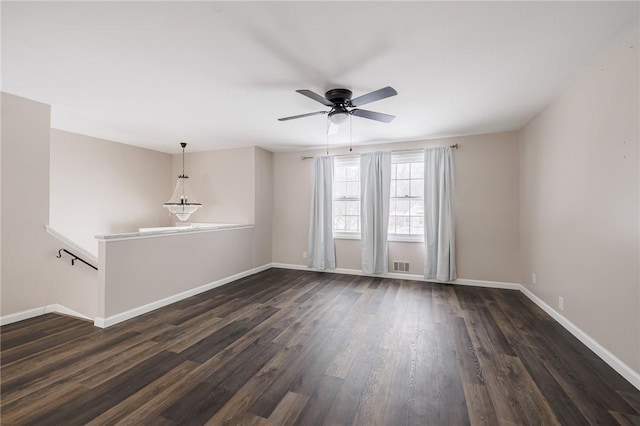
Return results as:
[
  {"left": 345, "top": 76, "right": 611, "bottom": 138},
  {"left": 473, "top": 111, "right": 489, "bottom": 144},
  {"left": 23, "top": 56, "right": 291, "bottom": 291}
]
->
[
  {"left": 326, "top": 117, "right": 329, "bottom": 155},
  {"left": 179, "top": 142, "right": 188, "bottom": 178},
  {"left": 349, "top": 114, "right": 353, "bottom": 152}
]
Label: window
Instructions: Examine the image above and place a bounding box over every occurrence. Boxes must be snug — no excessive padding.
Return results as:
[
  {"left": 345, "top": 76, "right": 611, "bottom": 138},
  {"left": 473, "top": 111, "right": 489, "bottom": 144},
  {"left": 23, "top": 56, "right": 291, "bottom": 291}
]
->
[
  {"left": 389, "top": 152, "right": 424, "bottom": 241},
  {"left": 333, "top": 156, "right": 360, "bottom": 237},
  {"left": 332, "top": 151, "right": 425, "bottom": 241}
]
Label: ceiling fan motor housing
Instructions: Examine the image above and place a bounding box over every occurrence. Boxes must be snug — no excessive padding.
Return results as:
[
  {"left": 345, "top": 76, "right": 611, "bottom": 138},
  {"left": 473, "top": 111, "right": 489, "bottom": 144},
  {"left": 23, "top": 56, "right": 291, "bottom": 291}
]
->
[{"left": 325, "top": 89, "right": 353, "bottom": 106}]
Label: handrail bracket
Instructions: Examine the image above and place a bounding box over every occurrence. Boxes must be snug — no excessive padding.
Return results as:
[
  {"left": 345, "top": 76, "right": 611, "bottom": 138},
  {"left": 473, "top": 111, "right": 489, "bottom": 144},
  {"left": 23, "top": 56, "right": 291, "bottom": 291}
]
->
[{"left": 57, "top": 248, "right": 98, "bottom": 271}]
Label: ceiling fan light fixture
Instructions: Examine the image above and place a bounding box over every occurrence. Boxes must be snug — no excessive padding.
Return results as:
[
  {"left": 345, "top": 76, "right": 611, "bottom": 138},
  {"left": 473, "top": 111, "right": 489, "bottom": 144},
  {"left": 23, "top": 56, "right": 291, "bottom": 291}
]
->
[{"left": 328, "top": 111, "right": 349, "bottom": 124}]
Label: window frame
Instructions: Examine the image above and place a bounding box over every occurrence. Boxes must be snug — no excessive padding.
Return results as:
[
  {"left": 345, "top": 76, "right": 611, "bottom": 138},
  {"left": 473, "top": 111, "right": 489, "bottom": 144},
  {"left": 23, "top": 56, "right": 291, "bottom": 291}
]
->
[
  {"left": 332, "top": 155, "right": 362, "bottom": 239},
  {"left": 388, "top": 151, "right": 425, "bottom": 242},
  {"left": 330, "top": 151, "right": 426, "bottom": 242}
]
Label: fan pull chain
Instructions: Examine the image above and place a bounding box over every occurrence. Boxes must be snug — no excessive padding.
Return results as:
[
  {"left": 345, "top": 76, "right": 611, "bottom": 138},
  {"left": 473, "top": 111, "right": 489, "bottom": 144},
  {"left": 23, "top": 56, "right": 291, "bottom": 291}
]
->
[
  {"left": 349, "top": 114, "right": 353, "bottom": 152},
  {"left": 326, "top": 116, "right": 329, "bottom": 155}
]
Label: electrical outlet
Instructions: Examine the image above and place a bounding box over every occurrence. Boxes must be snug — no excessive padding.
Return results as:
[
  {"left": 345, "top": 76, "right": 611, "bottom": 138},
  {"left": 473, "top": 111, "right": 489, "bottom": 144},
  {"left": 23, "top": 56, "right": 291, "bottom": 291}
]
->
[
  {"left": 532, "top": 273, "right": 536, "bottom": 284},
  {"left": 558, "top": 296, "right": 564, "bottom": 311},
  {"left": 302, "top": 251, "right": 307, "bottom": 259}
]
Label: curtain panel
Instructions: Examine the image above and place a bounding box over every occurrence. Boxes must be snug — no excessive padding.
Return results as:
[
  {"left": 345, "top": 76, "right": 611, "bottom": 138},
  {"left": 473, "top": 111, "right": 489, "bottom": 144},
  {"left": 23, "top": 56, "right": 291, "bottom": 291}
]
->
[
  {"left": 307, "top": 155, "right": 336, "bottom": 269},
  {"left": 360, "top": 151, "right": 391, "bottom": 274},
  {"left": 424, "top": 146, "right": 457, "bottom": 281}
]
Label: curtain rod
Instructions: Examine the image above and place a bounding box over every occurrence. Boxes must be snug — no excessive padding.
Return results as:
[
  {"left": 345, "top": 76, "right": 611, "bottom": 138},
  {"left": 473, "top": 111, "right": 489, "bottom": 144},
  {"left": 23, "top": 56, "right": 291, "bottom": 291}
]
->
[{"left": 300, "top": 144, "right": 459, "bottom": 160}]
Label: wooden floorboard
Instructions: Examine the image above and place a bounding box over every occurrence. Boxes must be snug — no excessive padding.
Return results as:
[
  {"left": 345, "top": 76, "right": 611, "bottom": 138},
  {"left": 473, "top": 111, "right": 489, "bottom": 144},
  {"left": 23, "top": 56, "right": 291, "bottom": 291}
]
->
[{"left": 1, "top": 268, "right": 638, "bottom": 425}]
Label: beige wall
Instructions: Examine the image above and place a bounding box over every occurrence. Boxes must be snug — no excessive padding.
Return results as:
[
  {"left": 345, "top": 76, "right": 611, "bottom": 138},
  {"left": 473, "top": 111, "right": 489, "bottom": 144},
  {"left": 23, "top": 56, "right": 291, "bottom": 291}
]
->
[
  {"left": 99, "top": 144, "right": 274, "bottom": 322},
  {"left": 519, "top": 31, "right": 639, "bottom": 372},
  {"left": 171, "top": 145, "right": 273, "bottom": 266},
  {"left": 50, "top": 129, "right": 173, "bottom": 256},
  {"left": 0, "top": 95, "right": 272, "bottom": 322},
  {"left": 47, "top": 240, "right": 98, "bottom": 319},
  {"left": 255, "top": 147, "right": 273, "bottom": 267},
  {"left": 1, "top": 94, "right": 99, "bottom": 320},
  {"left": 172, "top": 147, "right": 255, "bottom": 225},
  {"left": 99, "top": 227, "right": 255, "bottom": 319},
  {"left": 272, "top": 132, "right": 520, "bottom": 283},
  {"left": 1, "top": 93, "right": 53, "bottom": 315}
]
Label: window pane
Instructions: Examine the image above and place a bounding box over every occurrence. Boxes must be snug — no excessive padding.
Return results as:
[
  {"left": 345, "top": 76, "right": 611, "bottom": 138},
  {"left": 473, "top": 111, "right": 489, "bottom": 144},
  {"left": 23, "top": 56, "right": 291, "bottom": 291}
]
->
[
  {"left": 346, "top": 201, "right": 359, "bottom": 215},
  {"left": 397, "top": 163, "right": 410, "bottom": 179},
  {"left": 347, "top": 166, "right": 358, "bottom": 181},
  {"left": 410, "top": 200, "right": 424, "bottom": 217},
  {"left": 389, "top": 156, "right": 425, "bottom": 238},
  {"left": 396, "top": 199, "right": 410, "bottom": 215},
  {"left": 410, "top": 179, "right": 424, "bottom": 197},
  {"left": 346, "top": 216, "right": 359, "bottom": 232},
  {"left": 396, "top": 180, "right": 410, "bottom": 197},
  {"left": 346, "top": 181, "right": 359, "bottom": 197},
  {"left": 396, "top": 216, "right": 410, "bottom": 234},
  {"left": 411, "top": 162, "right": 424, "bottom": 179},
  {"left": 410, "top": 217, "right": 424, "bottom": 235},
  {"left": 333, "top": 158, "right": 361, "bottom": 235}
]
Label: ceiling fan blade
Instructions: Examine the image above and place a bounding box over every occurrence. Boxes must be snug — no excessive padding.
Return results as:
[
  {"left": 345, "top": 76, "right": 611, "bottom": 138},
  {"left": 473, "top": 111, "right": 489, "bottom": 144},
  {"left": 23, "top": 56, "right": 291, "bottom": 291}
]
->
[
  {"left": 351, "top": 109, "right": 395, "bottom": 123},
  {"left": 296, "top": 89, "right": 334, "bottom": 106},
  {"left": 278, "top": 111, "right": 328, "bottom": 121},
  {"left": 350, "top": 86, "right": 397, "bottom": 107}
]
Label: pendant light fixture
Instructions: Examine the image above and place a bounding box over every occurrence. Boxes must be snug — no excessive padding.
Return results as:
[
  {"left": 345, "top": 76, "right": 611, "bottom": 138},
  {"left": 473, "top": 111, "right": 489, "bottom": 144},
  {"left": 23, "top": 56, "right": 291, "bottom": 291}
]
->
[{"left": 163, "top": 142, "right": 202, "bottom": 221}]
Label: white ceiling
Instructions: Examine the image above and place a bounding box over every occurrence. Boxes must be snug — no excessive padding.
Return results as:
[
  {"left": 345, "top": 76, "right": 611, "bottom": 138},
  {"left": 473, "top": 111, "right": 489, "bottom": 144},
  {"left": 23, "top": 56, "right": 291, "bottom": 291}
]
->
[{"left": 2, "top": 2, "right": 639, "bottom": 154}]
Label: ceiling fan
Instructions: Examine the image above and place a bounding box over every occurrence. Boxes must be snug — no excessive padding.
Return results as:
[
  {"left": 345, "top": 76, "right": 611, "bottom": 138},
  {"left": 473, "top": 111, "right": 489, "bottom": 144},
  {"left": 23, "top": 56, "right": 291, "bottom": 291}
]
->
[{"left": 278, "top": 86, "right": 398, "bottom": 128}]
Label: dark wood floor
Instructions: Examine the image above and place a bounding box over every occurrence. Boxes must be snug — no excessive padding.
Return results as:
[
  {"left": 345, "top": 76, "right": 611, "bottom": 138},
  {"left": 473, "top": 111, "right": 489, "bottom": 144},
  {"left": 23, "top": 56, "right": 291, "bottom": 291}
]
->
[{"left": 1, "top": 269, "right": 639, "bottom": 425}]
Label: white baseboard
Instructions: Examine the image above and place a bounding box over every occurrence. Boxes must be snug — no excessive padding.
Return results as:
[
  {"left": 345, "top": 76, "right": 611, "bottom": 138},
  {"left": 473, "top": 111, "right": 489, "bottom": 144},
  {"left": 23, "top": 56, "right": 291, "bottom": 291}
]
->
[
  {"left": 270, "top": 263, "right": 520, "bottom": 290},
  {"left": 0, "top": 306, "right": 47, "bottom": 326},
  {"left": 272, "top": 262, "right": 426, "bottom": 280},
  {"left": 1, "top": 304, "right": 92, "bottom": 326},
  {"left": 44, "top": 304, "right": 92, "bottom": 321},
  {"left": 94, "top": 263, "right": 273, "bottom": 328},
  {"left": 519, "top": 285, "right": 640, "bottom": 390},
  {"left": 453, "top": 278, "right": 520, "bottom": 290}
]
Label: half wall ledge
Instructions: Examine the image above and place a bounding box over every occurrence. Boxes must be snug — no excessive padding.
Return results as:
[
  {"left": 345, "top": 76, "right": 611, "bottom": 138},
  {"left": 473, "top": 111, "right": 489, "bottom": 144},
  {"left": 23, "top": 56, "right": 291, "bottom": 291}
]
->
[
  {"left": 96, "top": 224, "right": 256, "bottom": 325},
  {"left": 95, "top": 223, "right": 253, "bottom": 242}
]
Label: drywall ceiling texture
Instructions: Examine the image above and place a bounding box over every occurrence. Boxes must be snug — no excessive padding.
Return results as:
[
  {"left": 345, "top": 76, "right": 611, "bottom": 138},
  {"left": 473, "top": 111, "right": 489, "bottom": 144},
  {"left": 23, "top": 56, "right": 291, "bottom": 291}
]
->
[
  {"left": 2, "top": 2, "right": 638, "bottom": 152},
  {"left": 50, "top": 129, "right": 173, "bottom": 256},
  {"left": 272, "top": 131, "right": 520, "bottom": 284},
  {"left": 519, "top": 31, "right": 639, "bottom": 372}
]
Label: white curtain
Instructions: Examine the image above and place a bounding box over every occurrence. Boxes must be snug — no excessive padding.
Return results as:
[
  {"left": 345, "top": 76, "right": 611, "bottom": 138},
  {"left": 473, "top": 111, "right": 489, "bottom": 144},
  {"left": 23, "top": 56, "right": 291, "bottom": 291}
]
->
[
  {"left": 424, "top": 146, "right": 457, "bottom": 281},
  {"left": 360, "top": 151, "right": 391, "bottom": 274},
  {"left": 307, "top": 155, "right": 336, "bottom": 269}
]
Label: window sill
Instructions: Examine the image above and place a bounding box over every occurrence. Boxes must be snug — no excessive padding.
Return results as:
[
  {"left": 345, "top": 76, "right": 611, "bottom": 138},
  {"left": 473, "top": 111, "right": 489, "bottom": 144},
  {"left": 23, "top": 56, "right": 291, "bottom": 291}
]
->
[
  {"left": 333, "top": 233, "right": 424, "bottom": 243},
  {"left": 333, "top": 233, "right": 361, "bottom": 240},
  {"left": 388, "top": 235, "right": 424, "bottom": 243}
]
